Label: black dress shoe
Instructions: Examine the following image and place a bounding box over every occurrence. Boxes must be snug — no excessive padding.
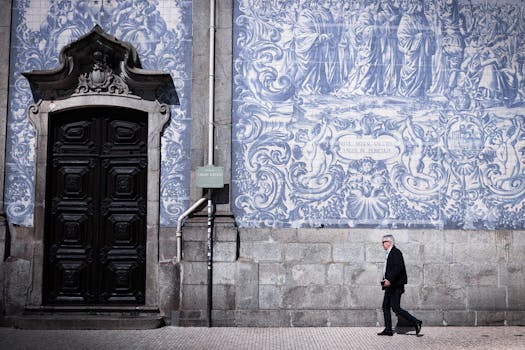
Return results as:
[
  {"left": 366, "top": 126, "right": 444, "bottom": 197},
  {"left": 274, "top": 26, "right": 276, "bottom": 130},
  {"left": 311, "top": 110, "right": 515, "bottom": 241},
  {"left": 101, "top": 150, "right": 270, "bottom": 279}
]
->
[
  {"left": 377, "top": 329, "right": 394, "bottom": 336},
  {"left": 415, "top": 320, "right": 422, "bottom": 335}
]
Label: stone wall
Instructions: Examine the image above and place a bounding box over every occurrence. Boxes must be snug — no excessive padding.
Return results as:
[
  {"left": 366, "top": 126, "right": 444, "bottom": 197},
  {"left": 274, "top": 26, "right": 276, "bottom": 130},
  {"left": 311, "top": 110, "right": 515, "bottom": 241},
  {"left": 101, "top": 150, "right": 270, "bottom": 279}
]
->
[
  {"left": 178, "top": 227, "right": 525, "bottom": 326},
  {"left": 0, "top": 0, "right": 12, "bottom": 318}
]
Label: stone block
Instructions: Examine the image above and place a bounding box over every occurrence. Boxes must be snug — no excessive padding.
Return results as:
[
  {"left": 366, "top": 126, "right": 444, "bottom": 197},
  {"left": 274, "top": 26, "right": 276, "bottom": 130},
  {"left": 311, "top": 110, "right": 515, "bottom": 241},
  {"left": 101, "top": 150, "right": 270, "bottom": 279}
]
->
[
  {"left": 449, "top": 263, "right": 498, "bottom": 288},
  {"left": 506, "top": 311, "right": 525, "bottom": 326},
  {"left": 240, "top": 242, "right": 282, "bottom": 262},
  {"left": 291, "top": 310, "right": 329, "bottom": 327},
  {"left": 213, "top": 262, "right": 236, "bottom": 284},
  {"left": 213, "top": 242, "right": 237, "bottom": 262},
  {"left": 282, "top": 285, "right": 350, "bottom": 309},
  {"left": 159, "top": 238, "right": 177, "bottom": 261},
  {"left": 422, "top": 242, "right": 453, "bottom": 263},
  {"left": 182, "top": 262, "right": 207, "bottom": 285},
  {"left": 284, "top": 243, "right": 331, "bottom": 263},
  {"left": 412, "top": 310, "right": 444, "bottom": 326},
  {"left": 4, "top": 258, "right": 31, "bottom": 314},
  {"left": 507, "top": 285, "right": 525, "bottom": 310},
  {"left": 182, "top": 241, "right": 206, "bottom": 261},
  {"left": 259, "top": 263, "right": 286, "bottom": 285},
  {"left": 444, "top": 230, "right": 469, "bottom": 244},
  {"left": 333, "top": 243, "right": 365, "bottom": 262},
  {"left": 348, "top": 286, "right": 383, "bottom": 308},
  {"left": 213, "top": 284, "right": 236, "bottom": 310},
  {"left": 453, "top": 243, "right": 498, "bottom": 264},
  {"left": 444, "top": 311, "right": 476, "bottom": 326},
  {"left": 406, "top": 264, "right": 423, "bottom": 286},
  {"left": 235, "top": 310, "right": 290, "bottom": 327},
  {"left": 327, "top": 263, "right": 344, "bottom": 285},
  {"left": 423, "top": 263, "right": 450, "bottom": 286},
  {"left": 214, "top": 224, "right": 237, "bottom": 242},
  {"left": 344, "top": 263, "right": 381, "bottom": 286},
  {"left": 297, "top": 229, "right": 353, "bottom": 243},
  {"left": 476, "top": 311, "right": 506, "bottom": 326},
  {"left": 467, "top": 287, "right": 506, "bottom": 310},
  {"left": 235, "top": 261, "right": 259, "bottom": 309},
  {"left": 181, "top": 284, "right": 207, "bottom": 310},
  {"left": 291, "top": 264, "right": 326, "bottom": 285},
  {"left": 365, "top": 244, "right": 386, "bottom": 263},
  {"left": 421, "top": 286, "right": 466, "bottom": 309},
  {"left": 259, "top": 285, "right": 282, "bottom": 309},
  {"left": 211, "top": 310, "right": 236, "bottom": 327},
  {"left": 158, "top": 262, "right": 180, "bottom": 317},
  {"left": 182, "top": 225, "right": 208, "bottom": 242},
  {"left": 396, "top": 242, "right": 423, "bottom": 264},
  {"left": 468, "top": 231, "right": 496, "bottom": 244},
  {"left": 240, "top": 228, "right": 297, "bottom": 242},
  {"left": 327, "top": 309, "right": 377, "bottom": 326}
]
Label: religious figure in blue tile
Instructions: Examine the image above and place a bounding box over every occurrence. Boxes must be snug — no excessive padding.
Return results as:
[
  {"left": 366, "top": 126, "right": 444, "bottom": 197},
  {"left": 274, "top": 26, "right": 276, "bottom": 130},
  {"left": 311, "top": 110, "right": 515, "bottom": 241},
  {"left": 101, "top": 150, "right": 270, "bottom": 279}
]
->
[{"left": 397, "top": 0, "right": 435, "bottom": 97}]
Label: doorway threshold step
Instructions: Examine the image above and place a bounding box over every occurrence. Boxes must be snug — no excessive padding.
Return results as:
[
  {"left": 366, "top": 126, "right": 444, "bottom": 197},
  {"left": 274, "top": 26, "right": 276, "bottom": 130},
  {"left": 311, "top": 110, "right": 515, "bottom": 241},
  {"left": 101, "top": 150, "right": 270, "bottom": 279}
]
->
[{"left": 2, "top": 312, "right": 165, "bottom": 330}]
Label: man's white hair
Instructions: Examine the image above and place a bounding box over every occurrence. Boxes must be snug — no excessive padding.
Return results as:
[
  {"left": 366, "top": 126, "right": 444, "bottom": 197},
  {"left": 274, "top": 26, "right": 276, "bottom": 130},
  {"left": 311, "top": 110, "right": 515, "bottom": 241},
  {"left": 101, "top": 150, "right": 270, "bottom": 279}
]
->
[{"left": 382, "top": 234, "right": 395, "bottom": 244}]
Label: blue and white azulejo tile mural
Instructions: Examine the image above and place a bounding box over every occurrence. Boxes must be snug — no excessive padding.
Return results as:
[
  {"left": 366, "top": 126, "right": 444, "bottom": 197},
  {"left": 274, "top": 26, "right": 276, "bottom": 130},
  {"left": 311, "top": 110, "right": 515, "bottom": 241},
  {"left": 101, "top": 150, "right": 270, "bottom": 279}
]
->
[
  {"left": 232, "top": 0, "right": 525, "bottom": 229},
  {"left": 6, "top": 0, "right": 192, "bottom": 226}
]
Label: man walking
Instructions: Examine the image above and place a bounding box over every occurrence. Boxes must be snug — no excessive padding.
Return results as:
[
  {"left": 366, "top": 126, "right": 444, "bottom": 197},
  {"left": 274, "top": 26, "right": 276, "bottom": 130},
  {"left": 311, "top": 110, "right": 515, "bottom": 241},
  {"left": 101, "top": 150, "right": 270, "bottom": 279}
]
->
[{"left": 378, "top": 234, "right": 422, "bottom": 336}]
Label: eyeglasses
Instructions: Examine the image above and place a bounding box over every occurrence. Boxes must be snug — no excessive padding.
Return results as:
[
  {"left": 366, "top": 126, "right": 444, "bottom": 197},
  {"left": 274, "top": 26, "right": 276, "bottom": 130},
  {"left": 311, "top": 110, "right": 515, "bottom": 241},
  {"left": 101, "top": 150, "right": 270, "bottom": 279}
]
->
[{"left": 382, "top": 241, "right": 390, "bottom": 244}]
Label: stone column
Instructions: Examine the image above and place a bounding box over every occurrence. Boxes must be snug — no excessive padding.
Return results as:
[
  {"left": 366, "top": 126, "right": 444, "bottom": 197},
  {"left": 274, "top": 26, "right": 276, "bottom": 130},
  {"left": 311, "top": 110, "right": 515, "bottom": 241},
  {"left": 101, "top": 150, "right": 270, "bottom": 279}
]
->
[{"left": 0, "top": 0, "right": 12, "bottom": 316}]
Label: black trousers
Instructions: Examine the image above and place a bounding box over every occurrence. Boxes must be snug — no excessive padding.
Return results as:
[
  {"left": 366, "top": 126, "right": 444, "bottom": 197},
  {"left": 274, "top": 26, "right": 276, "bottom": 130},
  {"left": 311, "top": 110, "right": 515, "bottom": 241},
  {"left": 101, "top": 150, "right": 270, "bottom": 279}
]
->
[{"left": 382, "top": 287, "right": 418, "bottom": 331}]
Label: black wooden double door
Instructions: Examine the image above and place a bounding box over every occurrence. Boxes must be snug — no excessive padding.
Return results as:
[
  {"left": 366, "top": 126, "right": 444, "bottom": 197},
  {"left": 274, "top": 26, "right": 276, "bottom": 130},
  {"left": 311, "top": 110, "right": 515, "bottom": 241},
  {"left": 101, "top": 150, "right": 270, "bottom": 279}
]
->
[{"left": 43, "top": 107, "right": 148, "bottom": 305}]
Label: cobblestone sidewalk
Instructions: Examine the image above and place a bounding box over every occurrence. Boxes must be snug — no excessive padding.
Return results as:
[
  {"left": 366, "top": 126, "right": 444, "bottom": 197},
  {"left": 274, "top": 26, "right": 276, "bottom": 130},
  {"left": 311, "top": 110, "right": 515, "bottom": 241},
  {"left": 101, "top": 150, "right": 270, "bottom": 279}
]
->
[{"left": 1, "top": 326, "right": 524, "bottom": 350}]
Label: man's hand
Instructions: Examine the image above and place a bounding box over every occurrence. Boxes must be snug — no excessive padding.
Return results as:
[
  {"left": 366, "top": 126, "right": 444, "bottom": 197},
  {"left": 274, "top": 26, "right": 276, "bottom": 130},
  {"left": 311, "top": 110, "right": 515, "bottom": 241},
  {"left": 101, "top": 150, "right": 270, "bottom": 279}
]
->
[{"left": 383, "top": 279, "right": 391, "bottom": 287}]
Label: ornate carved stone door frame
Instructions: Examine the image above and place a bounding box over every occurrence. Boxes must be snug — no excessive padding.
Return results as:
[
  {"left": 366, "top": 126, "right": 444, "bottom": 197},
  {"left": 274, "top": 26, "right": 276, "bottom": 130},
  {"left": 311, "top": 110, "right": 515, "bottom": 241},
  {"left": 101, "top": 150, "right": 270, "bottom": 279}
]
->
[{"left": 23, "top": 25, "right": 177, "bottom": 308}]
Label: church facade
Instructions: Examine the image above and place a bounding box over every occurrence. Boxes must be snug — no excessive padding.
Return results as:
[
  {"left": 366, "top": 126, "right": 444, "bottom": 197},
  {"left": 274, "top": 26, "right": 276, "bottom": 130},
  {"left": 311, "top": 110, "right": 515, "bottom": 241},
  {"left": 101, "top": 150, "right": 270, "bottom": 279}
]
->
[{"left": 0, "top": 0, "right": 524, "bottom": 327}]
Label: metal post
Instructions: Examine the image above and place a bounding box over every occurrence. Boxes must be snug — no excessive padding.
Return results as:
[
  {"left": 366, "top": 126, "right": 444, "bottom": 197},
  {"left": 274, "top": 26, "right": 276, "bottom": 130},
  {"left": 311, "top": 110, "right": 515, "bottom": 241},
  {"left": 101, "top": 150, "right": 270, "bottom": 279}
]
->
[{"left": 206, "top": 190, "right": 214, "bottom": 327}]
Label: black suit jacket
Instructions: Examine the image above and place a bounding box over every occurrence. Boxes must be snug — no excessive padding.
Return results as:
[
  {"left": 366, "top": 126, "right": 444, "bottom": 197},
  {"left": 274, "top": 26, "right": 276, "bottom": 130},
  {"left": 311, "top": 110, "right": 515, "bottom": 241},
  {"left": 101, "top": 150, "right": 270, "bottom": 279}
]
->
[{"left": 384, "top": 246, "right": 408, "bottom": 290}]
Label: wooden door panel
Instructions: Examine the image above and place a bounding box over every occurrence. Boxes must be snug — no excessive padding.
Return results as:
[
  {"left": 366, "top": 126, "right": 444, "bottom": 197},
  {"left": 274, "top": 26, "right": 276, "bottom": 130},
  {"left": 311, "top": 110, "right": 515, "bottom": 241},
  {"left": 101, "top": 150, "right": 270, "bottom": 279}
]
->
[{"left": 44, "top": 107, "right": 147, "bottom": 305}]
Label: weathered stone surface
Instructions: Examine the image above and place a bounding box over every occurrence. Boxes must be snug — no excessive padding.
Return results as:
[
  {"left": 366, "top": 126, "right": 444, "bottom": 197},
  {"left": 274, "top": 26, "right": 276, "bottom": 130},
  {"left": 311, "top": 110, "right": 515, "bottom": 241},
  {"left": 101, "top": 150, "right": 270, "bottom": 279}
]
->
[
  {"left": 4, "top": 258, "right": 31, "bottom": 314},
  {"left": 467, "top": 287, "right": 507, "bottom": 310},
  {"left": 423, "top": 242, "right": 453, "bottom": 262},
  {"left": 182, "top": 262, "right": 207, "bottom": 285},
  {"left": 282, "top": 285, "right": 350, "bottom": 309},
  {"left": 349, "top": 286, "right": 383, "bottom": 309},
  {"left": 212, "top": 284, "right": 236, "bottom": 310},
  {"left": 240, "top": 242, "right": 282, "bottom": 262},
  {"left": 291, "top": 310, "right": 329, "bottom": 327},
  {"left": 259, "top": 285, "right": 282, "bottom": 309},
  {"left": 158, "top": 262, "right": 180, "bottom": 317},
  {"left": 235, "top": 261, "right": 259, "bottom": 309},
  {"left": 365, "top": 243, "right": 386, "bottom": 263},
  {"left": 211, "top": 310, "right": 236, "bottom": 327},
  {"left": 421, "top": 286, "right": 466, "bottom": 309},
  {"left": 182, "top": 241, "right": 207, "bottom": 262},
  {"left": 181, "top": 284, "right": 207, "bottom": 310},
  {"left": 453, "top": 243, "right": 498, "bottom": 264},
  {"left": 476, "top": 311, "right": 506, "bottom": 326},
  {"left": 424, "top": 263, "right": 450, "bottom": 286},
  {"left": 333, "top": 243, "right": 365, "bottom": 262},
  {"left": 213, "top": 242, "right": 237, "bottom": 262},
  {"left": 240, "top": 228, "right": 297, "bottom": 242},
  {"left": 213, "top": 262, "right": 236, "bottom": 285},
  {"left": 297, "top": 229, "right": 353, "bottom": 243},
  {"left": 235, "top": 310, "right": 290, "bottom": 327},
  {"left": 214, "top": 224, "right": 237, "bottom": 242},
  {"left": 259, "top": 263, "right": 286, "bottom": 285},
  {"left": 412, "top": 310, "right": 444, "bottom": 326},
  {"left": 444, "top": 311, "right": 476, "bottom": 326},
  {"left": 327, "top": 309, "right": 377, "bottom": 326},
  {"left": 284, "top": 243, "right": 331, "bottom": 263},
  {"left": 291, "top": 264, "right": 326, "bottom": 285},
  {"left": 344, "top": 263, "right": 381, "bottom": 286},
  {"left": 327, "top": 263, "right": 344, "bottom": 285},
  {"left": 449, "top": 263, "right": 498, "bottom": 287},
  {"left": 506, "top": 311, "right": 525, "bottom": 326}
]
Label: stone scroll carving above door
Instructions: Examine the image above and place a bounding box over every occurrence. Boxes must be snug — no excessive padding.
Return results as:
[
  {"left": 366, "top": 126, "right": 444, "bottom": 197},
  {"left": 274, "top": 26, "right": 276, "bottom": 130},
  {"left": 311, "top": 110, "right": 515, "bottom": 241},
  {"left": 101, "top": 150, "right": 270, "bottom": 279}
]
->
[{"left": 23, "top": 24, "right": 178, "bottom": 105}]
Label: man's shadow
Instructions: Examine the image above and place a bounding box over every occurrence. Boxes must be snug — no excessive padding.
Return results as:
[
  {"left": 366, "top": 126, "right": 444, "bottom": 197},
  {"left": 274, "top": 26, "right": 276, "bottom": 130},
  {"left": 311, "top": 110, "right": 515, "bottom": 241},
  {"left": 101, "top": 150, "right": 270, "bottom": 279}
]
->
[{"left": 395, "top": 316, "right": 424, "bottom": 337}]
